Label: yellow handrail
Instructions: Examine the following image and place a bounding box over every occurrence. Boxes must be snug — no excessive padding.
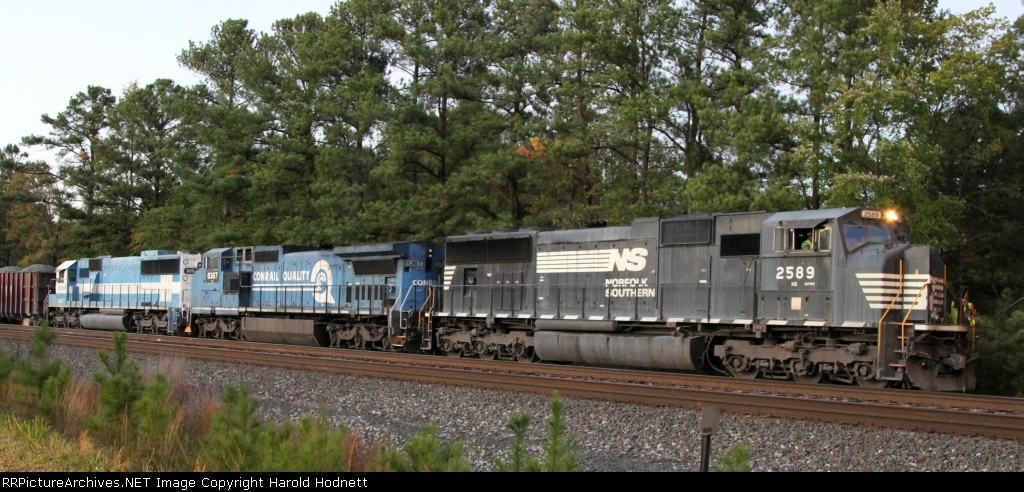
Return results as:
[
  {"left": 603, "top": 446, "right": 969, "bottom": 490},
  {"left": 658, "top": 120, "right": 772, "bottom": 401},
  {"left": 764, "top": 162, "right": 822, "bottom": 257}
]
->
[
  {"left": 877, "top": 261, "right": 904, "bottom": 362},
  {"left": 900, "top": 283, "right": 930, "bottom": 326}
]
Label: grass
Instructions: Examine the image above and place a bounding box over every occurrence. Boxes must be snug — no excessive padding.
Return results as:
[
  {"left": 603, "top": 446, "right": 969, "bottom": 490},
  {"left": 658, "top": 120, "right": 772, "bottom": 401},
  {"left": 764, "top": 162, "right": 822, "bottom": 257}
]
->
[{"left": 0, "top": 412, "right": 126, "bottom": 471}]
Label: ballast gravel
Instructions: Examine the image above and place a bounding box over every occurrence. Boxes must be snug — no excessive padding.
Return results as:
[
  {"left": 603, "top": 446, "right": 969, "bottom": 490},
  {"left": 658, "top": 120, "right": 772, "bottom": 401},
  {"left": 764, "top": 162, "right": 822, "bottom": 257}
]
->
[{"left": 3, "top": 340, "right": 1022, "bottom": 472}]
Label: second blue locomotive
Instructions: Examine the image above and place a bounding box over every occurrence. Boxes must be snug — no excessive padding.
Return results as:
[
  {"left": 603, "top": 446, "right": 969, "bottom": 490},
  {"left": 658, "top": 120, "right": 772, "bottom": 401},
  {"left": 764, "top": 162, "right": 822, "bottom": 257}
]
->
[{"left": 186, "top": 242, "right": 443, "bottom": 350}]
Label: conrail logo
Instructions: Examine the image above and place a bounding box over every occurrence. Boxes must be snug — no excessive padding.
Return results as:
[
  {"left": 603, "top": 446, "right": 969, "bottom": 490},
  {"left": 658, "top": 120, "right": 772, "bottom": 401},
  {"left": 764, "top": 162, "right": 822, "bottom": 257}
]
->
[
  {"left": 311, "top": 260, "right": 336, "bottom": 304},
  {"left": 536, "top": 248, "right": 648, "bottom": 273}
]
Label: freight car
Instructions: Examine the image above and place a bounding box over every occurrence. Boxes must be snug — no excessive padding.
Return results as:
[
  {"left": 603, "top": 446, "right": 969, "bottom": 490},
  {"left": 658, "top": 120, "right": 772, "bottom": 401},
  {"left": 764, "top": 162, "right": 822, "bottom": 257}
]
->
[
  {"left": 185, "top": 242, "right": 443, "bottom": 350},
  {"left": 0, "top": 265, "right": 55, "bottom": 325},
  {"left": 48, "top": 250, "right": 202, "bottom": 334},
  {"left": 433, "top": 207, "right": 976, "bottom": 392}
]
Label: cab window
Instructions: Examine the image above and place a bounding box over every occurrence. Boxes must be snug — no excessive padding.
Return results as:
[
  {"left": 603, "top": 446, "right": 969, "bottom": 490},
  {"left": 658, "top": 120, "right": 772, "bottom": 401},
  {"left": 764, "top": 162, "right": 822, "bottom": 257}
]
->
[
  {"left": 790, "top": 228, "right": 814, "bottom": 251},
  {"left": 777, "top": 226, "right": 831, "bottom": 252},
  {"left": 842, "top": 224, "right": 892, "bottom": 251}
]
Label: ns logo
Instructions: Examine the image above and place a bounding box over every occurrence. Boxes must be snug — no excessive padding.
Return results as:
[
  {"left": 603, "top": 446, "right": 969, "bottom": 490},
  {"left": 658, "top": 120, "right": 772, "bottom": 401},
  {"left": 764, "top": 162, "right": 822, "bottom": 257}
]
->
[{"left": 609, "top": 248, "right": 648, "bottom": 272}]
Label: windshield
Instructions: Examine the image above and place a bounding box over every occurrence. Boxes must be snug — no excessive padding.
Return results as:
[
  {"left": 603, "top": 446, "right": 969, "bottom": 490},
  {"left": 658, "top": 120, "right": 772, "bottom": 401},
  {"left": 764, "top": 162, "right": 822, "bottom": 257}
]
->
[{"left": 842, "top": 224, "right": 892, "bottom": 251}]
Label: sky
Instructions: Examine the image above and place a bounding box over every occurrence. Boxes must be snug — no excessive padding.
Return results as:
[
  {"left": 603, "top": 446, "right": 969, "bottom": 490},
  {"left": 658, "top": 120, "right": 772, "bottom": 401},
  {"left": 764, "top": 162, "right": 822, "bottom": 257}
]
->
[{"left": 0, "top": 0, "right": 1021, "bottom": 154}]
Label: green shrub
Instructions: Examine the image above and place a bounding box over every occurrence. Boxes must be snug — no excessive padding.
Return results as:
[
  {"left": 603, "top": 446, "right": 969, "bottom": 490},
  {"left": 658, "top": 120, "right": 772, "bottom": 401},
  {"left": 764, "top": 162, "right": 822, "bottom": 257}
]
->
[
  {"left": 131, "top": 373, "right": 186, "bottom": 469},
  {"left": 254, "top": 413, "right": 368, "bottom": 472},
  {"left": 11, "top": 326, "right": 68, "bottom": 419},
  {"left": 89, "top": 333, "right": 144, "bottom": 443},
  {"left": 36, "top": 365, "right": 70, "bottom": 423},
  {"left": 380, "top": 423, "right": 471, "bottom": 472},
  {"left": 973, "top": 290, "right": 1024, "bottom": 397},
  {"left": 494, "top": 391, "right": 580, "bottom": 472},
  {"left": 540, "top": 391, "right": 579, "bottom": 472},
  {"left": 494, "top": 411, "right": 540, "bottom": 472},
  {"left": 713, "top": 443, "right": 752, "bottom": 472},
  {"left": 200, "top": 383, "right": 264, "bottom": 472}
]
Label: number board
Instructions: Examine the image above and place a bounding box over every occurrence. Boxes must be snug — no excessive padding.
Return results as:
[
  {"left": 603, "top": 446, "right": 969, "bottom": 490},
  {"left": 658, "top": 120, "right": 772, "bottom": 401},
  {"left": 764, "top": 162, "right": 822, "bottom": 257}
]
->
[{"left": 761, "top": 257, "right": 831, "bottom": 291}]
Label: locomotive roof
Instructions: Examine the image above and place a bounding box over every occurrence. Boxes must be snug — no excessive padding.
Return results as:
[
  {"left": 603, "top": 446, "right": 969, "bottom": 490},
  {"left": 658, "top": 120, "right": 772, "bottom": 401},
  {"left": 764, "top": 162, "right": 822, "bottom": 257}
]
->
[
  {"left": 764, "top": 207, "right": 859, "bottom": 223},
  {"left": 444, "top": 207, "right": 870, "bottom": 243}
]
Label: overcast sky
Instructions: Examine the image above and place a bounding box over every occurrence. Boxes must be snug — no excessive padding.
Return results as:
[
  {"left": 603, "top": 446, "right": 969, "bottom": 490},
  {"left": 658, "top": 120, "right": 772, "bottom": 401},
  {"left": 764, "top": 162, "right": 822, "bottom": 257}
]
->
[{"left": 1, "top": 1, "right": 1021, "bottom": 154}]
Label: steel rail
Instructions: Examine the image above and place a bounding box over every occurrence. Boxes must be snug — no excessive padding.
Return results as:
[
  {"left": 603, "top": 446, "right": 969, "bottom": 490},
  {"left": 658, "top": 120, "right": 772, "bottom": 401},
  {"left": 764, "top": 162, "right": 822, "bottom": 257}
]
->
[
  {"left": 3, "top": 324, "right": 1020, "bottom": 414},
  {"left": 2, "top": 326, "right": 1023, "bottom": 441}
]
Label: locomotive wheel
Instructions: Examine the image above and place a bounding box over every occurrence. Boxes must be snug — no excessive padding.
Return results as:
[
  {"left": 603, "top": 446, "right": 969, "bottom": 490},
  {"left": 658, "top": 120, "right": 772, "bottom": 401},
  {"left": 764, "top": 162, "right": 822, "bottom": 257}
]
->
[
  {"left": 854, "top": 376, "right": 889, "bottom": 389},
  {"left": 445, "top": 349, "right": 463, "bottom": 358},
  {"left": 728, "top": 367, "right": 760, "bottom": 379},
  {"left": 790, "top": 360, "right": 823, "bottom": 384},
  {"left": 793, "top": 372, "right": 825, "bottom": 384},
  {"left": 478, "top": 350, "right": 497, "bottom": 361},
  {"left": 726, "top": 355, "right": 759, "bottom": 379},
  {"left": 515, "top": 348, "right": 537, "bottom": 363},
  {"left": 853, "top": 362, "right": 888, "bottom": 388}
]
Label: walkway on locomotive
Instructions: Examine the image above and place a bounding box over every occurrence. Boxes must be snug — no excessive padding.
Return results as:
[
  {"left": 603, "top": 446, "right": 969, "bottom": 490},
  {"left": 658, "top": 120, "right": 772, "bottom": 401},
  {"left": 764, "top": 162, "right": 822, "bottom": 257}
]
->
[
  {"left": 189, "top": 243, "right": 442, "bottom": 316},
  {"left": 438, "top": 207, "right": 945, "bottom": 330}
]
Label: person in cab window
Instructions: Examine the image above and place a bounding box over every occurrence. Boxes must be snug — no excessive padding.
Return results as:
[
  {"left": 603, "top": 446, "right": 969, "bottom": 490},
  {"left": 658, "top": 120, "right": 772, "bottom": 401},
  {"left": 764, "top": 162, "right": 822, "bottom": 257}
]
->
[{"left": 801, "top": 237, "right": 813, "bottom": 250}]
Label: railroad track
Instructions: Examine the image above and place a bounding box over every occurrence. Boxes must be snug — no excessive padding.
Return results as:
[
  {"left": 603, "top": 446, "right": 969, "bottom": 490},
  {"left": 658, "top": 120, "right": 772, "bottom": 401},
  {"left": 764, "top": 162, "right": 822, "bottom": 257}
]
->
[{"left": 3, "top": 324, "right": 1024, "bottom": 441}]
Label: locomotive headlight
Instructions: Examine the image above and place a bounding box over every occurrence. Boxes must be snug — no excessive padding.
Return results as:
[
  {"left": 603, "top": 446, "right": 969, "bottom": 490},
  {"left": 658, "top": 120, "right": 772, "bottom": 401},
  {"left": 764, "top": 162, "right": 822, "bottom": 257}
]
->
[{"left": 885, "top": 210, "right": 900, "bottom": 222}]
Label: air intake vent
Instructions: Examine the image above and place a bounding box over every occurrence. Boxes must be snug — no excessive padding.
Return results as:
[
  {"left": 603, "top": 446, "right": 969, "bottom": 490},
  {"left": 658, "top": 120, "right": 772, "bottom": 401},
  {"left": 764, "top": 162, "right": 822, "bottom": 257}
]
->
[
  {"left": 352, "top": 259, "right": 395, "bottom": 276},
  {"left": 254, "top": 251, "right": 279, "bottom": 263},
  {"left": 720, "top": 233, "right": 761, "bottom": 257},
  {"left": 141, "top": 259, "right": 181, "bottom": 275},
  {"left": 447, "top": 237, "right": 533, "bottom": 264},
  {"left": 661, "top": 218, "right": 713, "bottom": 246}
]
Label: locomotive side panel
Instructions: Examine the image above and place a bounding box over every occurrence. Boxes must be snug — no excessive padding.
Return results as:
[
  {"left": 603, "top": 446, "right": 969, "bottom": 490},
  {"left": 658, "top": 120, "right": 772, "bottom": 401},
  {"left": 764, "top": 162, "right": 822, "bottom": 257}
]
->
[
  {"left": 757, "top": 217, "right": 836, "bottom": 323},
  {"left": 535, "top": 219, "right": 659, "bottom": 323},
  {"left": 657, "top": 215, "right": 713, "bottom": 322},
  {"left": 709, "top": 214, "right": 770, "bottom": 321},
  {"left": 442, "top": 233, "right": 535, "bottom": 318}
]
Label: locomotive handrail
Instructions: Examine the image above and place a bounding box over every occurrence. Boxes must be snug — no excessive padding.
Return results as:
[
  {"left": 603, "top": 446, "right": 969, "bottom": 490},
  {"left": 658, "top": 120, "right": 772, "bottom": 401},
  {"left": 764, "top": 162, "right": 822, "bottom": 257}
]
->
[
  {"left": 877, "top": 260, "right": 904, "bottom": 365},
  {"left": 900, "top": 283, "right": 929, "bottom": 327},
  {"left": 389, "top": 284, "right": 417, "bottom": 337}
]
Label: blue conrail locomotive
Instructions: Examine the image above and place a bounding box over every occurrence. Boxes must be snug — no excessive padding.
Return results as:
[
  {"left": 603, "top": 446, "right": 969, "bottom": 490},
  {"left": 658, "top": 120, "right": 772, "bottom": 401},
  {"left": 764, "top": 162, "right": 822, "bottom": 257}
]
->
[
  {"left": 436, "top": 207, "right": 975, "bottom": 392},
  {"left": 48, "top": 250, "right": 202, "bottom": 334},
  {"left": 186, "top": 242, "right": 443, "bottom": 351}
]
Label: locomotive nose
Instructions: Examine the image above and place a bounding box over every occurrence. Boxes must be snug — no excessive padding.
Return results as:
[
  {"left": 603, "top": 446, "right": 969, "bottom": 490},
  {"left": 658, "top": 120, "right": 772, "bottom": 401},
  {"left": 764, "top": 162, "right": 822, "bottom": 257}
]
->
[
  {"left": 901, "top": 244, "right": 946, "bottom": 324},
  {"left": 902, "top": 244, "right": 944, "bottom": 279}
]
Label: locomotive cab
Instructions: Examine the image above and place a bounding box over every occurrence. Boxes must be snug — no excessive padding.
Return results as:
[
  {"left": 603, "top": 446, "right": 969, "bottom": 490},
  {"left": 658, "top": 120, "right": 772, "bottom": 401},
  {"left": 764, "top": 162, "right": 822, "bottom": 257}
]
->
[{"left": 722, "top": 208, "right": 975, "bottom": 391}]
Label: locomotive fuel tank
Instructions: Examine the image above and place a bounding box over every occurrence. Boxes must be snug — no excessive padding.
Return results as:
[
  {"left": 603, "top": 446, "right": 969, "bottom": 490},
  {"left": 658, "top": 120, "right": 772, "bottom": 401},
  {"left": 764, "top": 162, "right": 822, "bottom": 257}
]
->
[{"left": 534, "top": 331, "right": 706, "bottom": 371}]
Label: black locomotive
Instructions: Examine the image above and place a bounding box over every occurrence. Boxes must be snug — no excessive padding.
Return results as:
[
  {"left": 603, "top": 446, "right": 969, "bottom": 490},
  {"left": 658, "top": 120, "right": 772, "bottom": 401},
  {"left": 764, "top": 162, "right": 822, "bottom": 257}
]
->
[{"left": 433, "top": 207, "right": 975, "bottom": 392}]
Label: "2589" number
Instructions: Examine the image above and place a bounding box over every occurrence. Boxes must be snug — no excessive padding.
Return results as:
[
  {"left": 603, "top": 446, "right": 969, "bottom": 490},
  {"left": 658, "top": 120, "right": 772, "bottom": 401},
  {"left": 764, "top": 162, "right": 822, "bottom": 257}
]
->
[{"left": 776, "top": 265, "right": 815, "bottom": 280}]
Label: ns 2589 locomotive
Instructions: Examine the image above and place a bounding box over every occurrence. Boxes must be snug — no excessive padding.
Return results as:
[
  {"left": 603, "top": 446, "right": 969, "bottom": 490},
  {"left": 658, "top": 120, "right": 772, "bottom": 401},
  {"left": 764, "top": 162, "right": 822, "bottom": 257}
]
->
[
  {"left": 434, "top": 207, "right": 975, "bottom": 392},
  {"left": 35, "top": 207, "right": 976, "bottom": 392}
]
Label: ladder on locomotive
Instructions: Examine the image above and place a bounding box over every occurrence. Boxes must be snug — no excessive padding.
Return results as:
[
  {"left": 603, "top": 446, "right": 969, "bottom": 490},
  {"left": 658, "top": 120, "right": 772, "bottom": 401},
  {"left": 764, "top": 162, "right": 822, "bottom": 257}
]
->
[
  {"left": 876, "top": 262, "right": 931, "bottom": 382},
  {"left": 388, "top": 285, "right": 438, "bottom": 351}
]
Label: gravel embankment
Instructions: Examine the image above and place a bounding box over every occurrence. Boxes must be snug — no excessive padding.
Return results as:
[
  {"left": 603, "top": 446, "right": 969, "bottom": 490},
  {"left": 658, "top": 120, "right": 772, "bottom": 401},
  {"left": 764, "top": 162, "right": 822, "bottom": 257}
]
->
[{"left": 3, "top": 340, "right": 1022, "bottom": 472}]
